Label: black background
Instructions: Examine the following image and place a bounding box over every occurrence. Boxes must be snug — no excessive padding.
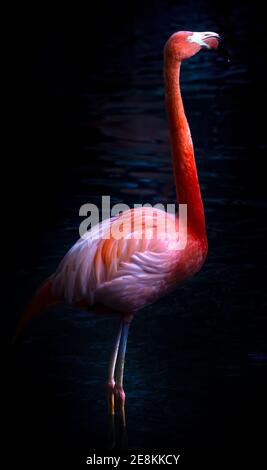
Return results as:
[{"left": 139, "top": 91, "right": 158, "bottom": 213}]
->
[{"left": 1, "top": 0, "right": 267, "bottom": 453}]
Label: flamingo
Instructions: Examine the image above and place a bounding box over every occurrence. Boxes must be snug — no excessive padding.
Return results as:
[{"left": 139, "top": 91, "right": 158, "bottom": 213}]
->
[{"left": 14, "top": 31, "right": 221, "bottom": 432}]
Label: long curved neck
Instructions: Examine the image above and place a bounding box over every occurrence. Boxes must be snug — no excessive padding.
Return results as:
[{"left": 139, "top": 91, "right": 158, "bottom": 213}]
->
[{"left": 164, "top": 57, "right": 207, "bottom": 241}]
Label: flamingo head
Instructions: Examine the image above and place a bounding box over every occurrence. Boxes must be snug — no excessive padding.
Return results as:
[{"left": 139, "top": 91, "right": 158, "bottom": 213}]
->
[{"left": 164, "top": 31, "right": 221, "bottom": 62}]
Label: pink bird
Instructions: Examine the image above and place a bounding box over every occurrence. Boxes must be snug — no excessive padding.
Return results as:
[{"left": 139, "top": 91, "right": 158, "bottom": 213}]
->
[{"left": 14, "top": 31, "right": 221, "bottom": 430}]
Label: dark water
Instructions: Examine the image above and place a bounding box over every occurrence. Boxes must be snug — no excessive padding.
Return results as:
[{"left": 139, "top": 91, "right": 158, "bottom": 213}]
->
[{"left": 1, "top": 0, "right": 267, "bottom": 449}]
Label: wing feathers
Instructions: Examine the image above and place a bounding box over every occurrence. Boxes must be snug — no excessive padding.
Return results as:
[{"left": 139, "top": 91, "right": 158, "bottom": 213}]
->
[{"left": 52, "top": 207, "right": 180, "bottom": 310}]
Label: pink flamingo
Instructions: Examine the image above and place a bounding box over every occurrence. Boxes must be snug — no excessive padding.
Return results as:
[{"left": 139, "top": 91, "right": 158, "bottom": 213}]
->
[{"left": 14, "top": 31, "right": 221, "bottom": 428}]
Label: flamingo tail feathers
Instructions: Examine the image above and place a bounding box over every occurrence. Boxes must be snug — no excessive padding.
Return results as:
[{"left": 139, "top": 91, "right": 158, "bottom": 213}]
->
[{"left": 12, "top": 277, "right": 61, "bottom": 344}]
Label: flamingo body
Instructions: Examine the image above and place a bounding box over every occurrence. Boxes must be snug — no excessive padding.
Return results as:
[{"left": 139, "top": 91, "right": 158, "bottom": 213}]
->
[{"left": 52, "top": 206, "right": 207, "bottom": 314}]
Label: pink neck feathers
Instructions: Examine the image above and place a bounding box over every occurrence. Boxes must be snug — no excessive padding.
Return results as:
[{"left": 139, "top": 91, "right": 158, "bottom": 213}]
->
[{"left": 164, "top": 53, "right": 207, "bottom": 241}]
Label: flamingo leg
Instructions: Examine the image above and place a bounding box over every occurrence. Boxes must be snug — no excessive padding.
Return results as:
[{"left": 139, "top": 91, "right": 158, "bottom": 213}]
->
[
  {"left": 115, "top": 315, "right": 132, "bottom": 428},
  {"left": 107, "top": 321, "right": 123, "bottom": 416}
]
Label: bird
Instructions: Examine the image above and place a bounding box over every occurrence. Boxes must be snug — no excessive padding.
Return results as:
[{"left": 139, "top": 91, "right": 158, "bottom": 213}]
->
[{"left": 13, "top": 30, "right": 221, "bottom": 431}]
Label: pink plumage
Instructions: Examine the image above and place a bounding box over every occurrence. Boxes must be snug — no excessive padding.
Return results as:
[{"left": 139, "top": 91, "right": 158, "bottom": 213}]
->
[{"left": 52, "top": 207, "right": 205, "bottom": 313}]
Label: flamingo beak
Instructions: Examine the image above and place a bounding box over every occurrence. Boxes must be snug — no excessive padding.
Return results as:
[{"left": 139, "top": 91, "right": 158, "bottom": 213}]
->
[
  {"left": 199, "top": 32, "right": 230, "bottom": 62},
  {"left": 200, "top": 32, "right": 222, "bottom": 50}
]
